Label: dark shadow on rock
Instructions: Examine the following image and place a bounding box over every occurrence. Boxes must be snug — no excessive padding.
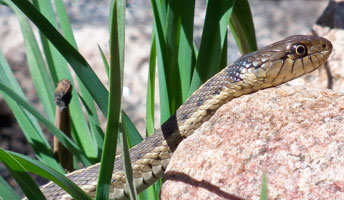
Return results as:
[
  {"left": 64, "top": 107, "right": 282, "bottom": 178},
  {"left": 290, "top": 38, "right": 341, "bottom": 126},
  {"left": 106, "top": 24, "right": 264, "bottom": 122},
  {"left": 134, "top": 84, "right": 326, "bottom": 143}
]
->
[{"left": 163, "top": 171, "right": 244, "bottom": 200}]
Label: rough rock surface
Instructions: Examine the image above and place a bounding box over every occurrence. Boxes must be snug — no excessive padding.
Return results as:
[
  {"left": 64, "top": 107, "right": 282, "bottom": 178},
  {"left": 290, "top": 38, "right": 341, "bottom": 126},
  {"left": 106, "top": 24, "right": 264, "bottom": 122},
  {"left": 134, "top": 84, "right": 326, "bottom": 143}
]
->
[{"left": 161, "top": 86, "right": 344, "bottom": 200}]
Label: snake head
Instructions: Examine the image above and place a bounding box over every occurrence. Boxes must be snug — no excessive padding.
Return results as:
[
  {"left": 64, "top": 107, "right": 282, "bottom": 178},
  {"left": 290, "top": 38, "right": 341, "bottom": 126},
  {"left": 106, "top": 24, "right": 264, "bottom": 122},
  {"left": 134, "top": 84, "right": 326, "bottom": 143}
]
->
[{"left": 234, "top": 35, "right": 332, "bottom": 88}]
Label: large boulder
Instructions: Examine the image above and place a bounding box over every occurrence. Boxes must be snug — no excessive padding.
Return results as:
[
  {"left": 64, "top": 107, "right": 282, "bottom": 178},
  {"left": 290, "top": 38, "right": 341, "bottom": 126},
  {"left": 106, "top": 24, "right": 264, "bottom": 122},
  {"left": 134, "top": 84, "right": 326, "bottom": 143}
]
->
[{"left": 161, "top": 86, "right": 344, "bottom": 200}]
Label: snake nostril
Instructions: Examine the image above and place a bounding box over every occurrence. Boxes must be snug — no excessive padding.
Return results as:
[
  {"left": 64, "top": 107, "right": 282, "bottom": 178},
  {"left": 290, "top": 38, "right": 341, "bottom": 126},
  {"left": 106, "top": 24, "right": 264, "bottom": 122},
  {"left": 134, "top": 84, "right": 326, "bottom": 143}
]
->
[{"left": 322, "top": 43, "right": 327, "bottom": 49}]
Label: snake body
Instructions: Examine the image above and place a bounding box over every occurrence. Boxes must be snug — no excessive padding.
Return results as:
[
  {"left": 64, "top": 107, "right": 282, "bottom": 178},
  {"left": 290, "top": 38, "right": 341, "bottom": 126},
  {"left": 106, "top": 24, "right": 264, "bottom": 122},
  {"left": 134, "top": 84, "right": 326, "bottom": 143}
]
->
[{"left": 40, "top": 35, "right": 332, "bottom": 199}]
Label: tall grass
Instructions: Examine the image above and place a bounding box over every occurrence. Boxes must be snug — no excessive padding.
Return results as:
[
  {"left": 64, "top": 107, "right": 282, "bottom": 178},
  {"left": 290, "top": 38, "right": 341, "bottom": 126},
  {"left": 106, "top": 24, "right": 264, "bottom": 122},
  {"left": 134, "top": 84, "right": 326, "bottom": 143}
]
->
[{"left": 0, "top": 0, "right": 256, "bottom": 199}]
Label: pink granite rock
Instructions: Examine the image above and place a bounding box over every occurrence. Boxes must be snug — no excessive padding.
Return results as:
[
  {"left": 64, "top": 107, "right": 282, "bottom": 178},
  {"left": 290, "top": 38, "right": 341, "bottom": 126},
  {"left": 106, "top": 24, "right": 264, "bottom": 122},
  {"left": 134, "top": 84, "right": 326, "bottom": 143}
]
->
[{"left": 161, "top": 86, "right": 344, "bottom": 200}]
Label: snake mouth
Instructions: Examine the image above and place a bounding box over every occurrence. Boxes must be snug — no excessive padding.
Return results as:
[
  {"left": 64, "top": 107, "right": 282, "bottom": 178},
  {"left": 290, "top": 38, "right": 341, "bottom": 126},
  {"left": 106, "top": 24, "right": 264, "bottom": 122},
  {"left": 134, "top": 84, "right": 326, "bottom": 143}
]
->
[{"left": 320, "top": 49, "right": 332, "bottom": 58}]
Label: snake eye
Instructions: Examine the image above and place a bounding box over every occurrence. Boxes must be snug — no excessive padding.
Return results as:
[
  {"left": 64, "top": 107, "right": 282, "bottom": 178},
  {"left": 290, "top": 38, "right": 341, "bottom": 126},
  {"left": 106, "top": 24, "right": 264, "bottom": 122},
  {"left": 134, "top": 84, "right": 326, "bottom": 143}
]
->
[{"left": 292, "top": 44, "right": 307, "bottom": 56}]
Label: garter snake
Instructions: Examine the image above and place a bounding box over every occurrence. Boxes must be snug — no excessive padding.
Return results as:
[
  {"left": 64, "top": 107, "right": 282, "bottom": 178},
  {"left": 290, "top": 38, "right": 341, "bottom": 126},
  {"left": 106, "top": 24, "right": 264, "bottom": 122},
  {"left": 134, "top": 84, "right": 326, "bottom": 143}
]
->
[{"left": 39, "top": 35, "right": 332, "bottom": 199}]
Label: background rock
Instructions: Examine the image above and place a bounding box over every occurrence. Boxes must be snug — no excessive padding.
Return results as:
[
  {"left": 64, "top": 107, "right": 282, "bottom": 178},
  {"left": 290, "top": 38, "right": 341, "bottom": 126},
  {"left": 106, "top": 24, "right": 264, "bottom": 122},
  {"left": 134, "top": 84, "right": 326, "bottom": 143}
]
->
[{"left": 161, "top": 86, "right": 344, "bottom": 200}]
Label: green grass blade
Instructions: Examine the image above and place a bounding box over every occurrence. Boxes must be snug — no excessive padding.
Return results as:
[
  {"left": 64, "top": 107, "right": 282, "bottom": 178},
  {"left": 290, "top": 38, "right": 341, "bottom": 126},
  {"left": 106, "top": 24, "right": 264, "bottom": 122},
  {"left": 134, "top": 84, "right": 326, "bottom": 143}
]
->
[
  {"left": 165, "top": 0, "right": 195, "bottom": 108},
  {"left": 146, "top": 35, "right": 157, "bottom": 136},
  {"left": 98, "top": 45, "right": 140, "bottom": 149},
  {"left": 119, "top": 123, "right": 138, "bottom": 200},
  {"left": 142, "top": 34, "right": 159, "bottom": 200},
  {"left": 98, "top": 43, "right": 141, "bottom": 151},
  {"left": 97, "top": 50, "right": 140, "bottom": 151},
  {"left": 0, "top": 176, "right": 21, "bottom": 200},
  {"left": 260, "top": 172, "right": 268, "bottom": 200},
  {"left": 98, "top": 44, "right": 110, "bottom": 77},
  {"left": 54, "top": 0, "right": 77, "bottom": 46},
  {"left": 8, "top": 151, "right": 92, "bottom": 200},
  {"left": 122, "top": 111, "right": 143, "bottom": 148},
  {"left": 31, "top": 0, "right": 60, "bottom": 84},
  {"left": 151, "top": 0, "right": 171, "bottom": 122},
  {"left": 7, "top": 1, "right": 100, "bottom": 159},
  {"left": 98, "top": 42, "right": 141, "bottom": 149},
  {"left": 4, "top": 0, "right": 55, "bottom": 121},
  {"left": 54, "top": 0, "right": 99, "bottom": 159},
  {"left": 164, "top": 1, "right": 180, "bottom": 111},
  {"left": 5, "top": 1, "right": 97, "bottom": 161},
  {"left": 95, "top": 0, "right": 125, "bottom": 199},
  {"left": 0, "top": 82, "right": 90, "bottom": 165},
  {"left": 189, "top": 0, "right": 235, "bottom": 94},
  {"left": 153, "top": 180, "right": 161, "bottom": 199},
  {"left": 155, "top": 35, "right": 170, "bottom": 122},
  {"left": 175, "top": 0, "right": 195, "bottom": 102},
  {"left": 98, "top": 45, "right": 140, "bottom": 150},
  {"left": 219, "top": 30, "right": 228, "bottom": 70},
  {"left": 78, "top": 93, "right": 105, "bottom": 159},
  {"left": 0, "top": 51, "right": 62, "bottom": 172},
  {"left": 28, "top": 0, "right": 98, "bottom": 159},
  {"left": 229, "top": 0, "right": 257, "bottom": 54},
  {"left": 0, "top": 149, "right": 46, "bottom": 200},
  {"left": 9, "top": 0, "right": 109, "bottom": 116},
  {"left": 72, "top": 81, "right": 100, "bottom": 160}
]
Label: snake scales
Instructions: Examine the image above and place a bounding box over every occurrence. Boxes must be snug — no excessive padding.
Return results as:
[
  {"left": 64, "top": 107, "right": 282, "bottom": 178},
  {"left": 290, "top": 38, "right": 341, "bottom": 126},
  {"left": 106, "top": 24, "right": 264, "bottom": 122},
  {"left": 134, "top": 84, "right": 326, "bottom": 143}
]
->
[{"left": 39, "top": 35, "right": 332, "bottom": 199}]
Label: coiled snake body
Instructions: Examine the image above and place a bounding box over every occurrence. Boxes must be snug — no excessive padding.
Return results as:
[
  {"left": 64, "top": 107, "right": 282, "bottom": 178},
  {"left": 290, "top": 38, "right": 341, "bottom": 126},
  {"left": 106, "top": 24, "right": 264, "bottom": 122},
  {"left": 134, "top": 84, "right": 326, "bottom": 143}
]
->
[{"left": 40, "top": 35, "right": 332, "bottom": 199}]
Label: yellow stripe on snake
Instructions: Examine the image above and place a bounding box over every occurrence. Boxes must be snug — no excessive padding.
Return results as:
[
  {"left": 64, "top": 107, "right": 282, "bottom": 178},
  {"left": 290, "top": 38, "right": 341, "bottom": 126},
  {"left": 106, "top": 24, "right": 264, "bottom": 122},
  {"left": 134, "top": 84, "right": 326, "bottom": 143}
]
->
[{"left": 40, "top": 35, "right": 332, "bottom": 199}]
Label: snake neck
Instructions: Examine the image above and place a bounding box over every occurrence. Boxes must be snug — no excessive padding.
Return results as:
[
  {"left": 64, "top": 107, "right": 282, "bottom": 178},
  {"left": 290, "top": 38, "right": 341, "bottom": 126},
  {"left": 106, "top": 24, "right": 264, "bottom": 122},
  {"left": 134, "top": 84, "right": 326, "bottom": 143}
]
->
[{"left": 175, "top": 65, "right": 262, "bottom": 138}]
